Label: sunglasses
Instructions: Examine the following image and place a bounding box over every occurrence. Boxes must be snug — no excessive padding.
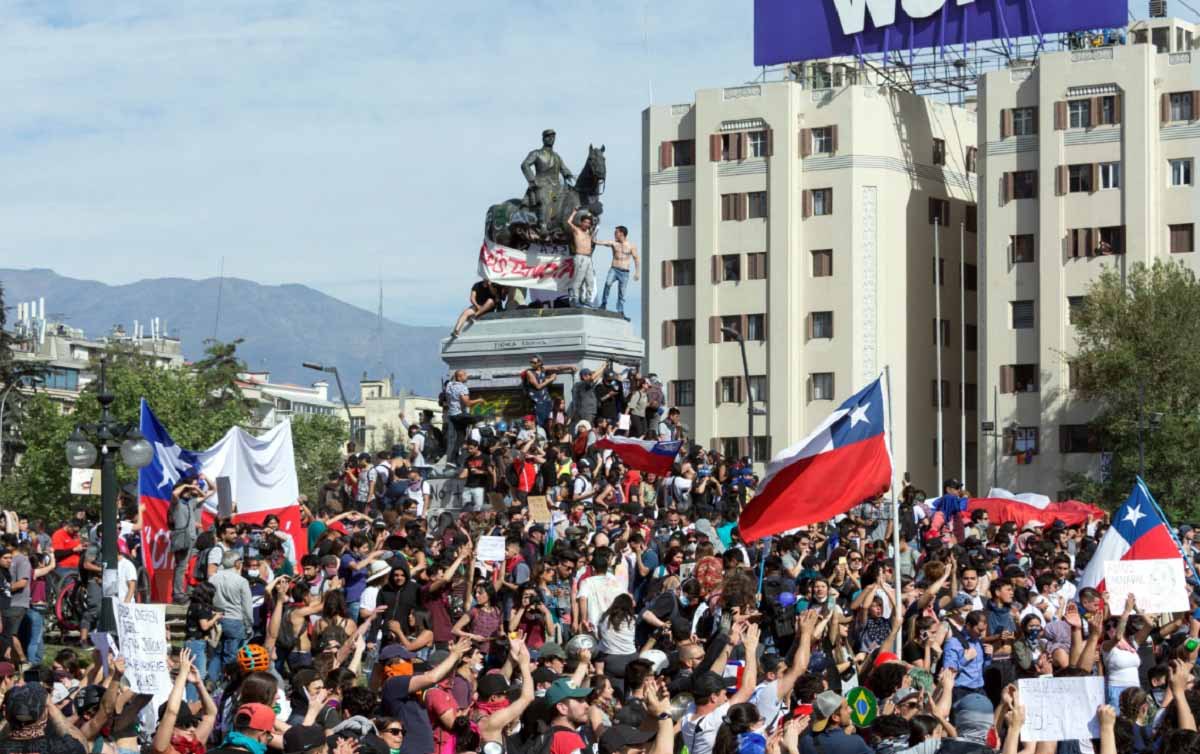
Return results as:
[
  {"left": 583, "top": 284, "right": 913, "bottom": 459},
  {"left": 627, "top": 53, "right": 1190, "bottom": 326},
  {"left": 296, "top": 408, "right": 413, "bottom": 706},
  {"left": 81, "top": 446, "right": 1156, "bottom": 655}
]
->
[{"left": 384, "top": 727, "right": 404, "bottom": 736}]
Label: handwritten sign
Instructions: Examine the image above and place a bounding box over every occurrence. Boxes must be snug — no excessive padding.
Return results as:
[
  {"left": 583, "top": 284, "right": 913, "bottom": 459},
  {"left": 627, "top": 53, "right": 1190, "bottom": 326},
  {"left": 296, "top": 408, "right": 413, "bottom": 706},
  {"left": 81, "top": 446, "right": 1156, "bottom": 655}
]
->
[
  {"left": 527, "top": 496, "right": 552, "bottom": 524},
  {"left": 114, "top": 602, "right": 171, "bottom": 702},
  {"left": 1018, "top": 676, "right": 1104, "bottom": 741},
  {"left": 477, "top": 535, "right": 507, "bottom": 563},
  {"left": 70, "top": 468, "right": 100, "bottom": 495},
  {"left": 1104, "top": 558, "right": 1189, "bottom": 614}
]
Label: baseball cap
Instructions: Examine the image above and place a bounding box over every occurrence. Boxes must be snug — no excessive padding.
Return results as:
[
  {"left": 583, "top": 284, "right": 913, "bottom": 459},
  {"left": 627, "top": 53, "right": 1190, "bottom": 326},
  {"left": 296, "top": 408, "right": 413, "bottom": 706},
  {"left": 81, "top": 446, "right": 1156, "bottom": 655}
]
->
[
  {"left": 947, "top": 594, "right": 973, "bottom": 611},
  {"left": 691, "top": 671, "right": 727, "bottom": 699},
  {"left": 236, "top": 703, "right": 277, "bottom": 732},
  {"left": 892, "top": 687, "right": 921, "bottom": 706},
  {"left": 545, "top": 679, "right": 591, "bottom": 706},
  {"left": 599, "top": 724, "right": 656, "bottom": 754},
  {"left": 328, "top": 521, "right": 348, "bottom": 536},
  {"left": 477, "top": 672, "right": 510, "bottom": 700},
  {"left": 532, "top": 667, "right": 559, "bottom": 685},
  {"left": 874, "top": 651, "right": 900, "bottom": 668},
  {"left": 3, "top": 685, "right": 45, "bottom": 726},
  {"left": 539, "top": 642, "right": 567, "bottom": 660},
  {"left": 284, "top": 725, "right": 327, "bottom": 754},
  {"left": 379, "top": 645, "right": 414, "bottom": 663},
  {"left": 810, "top": 690, "right": 843, "bottom": 733}
]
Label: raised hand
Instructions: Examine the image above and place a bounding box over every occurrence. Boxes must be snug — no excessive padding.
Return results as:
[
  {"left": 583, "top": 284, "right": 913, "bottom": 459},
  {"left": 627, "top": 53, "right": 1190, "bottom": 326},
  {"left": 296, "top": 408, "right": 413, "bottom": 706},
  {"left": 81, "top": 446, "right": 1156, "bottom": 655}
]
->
[{"left": 1097, "top": 704, "right": 1116, "bottom": 727}]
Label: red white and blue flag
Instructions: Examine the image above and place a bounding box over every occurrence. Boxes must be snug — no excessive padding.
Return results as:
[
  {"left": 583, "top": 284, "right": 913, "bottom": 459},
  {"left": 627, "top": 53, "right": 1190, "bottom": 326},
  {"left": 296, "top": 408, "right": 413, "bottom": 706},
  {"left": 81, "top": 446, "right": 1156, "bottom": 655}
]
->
[
  {"left": 593, "top": 435, "right": 682, "bottom": 477},
  {"left": 738, "top": 376, "right": 892, "bottom": 541},
  {"left": 1080, "top": 478, "right": 1196, "bottom": 590}
]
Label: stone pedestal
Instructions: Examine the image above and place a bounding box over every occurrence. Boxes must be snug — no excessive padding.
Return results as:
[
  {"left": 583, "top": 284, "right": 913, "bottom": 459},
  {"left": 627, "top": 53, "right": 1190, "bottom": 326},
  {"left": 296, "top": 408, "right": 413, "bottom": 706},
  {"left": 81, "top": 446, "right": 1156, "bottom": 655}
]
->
[{"left": 440, "top": 307, "right": 644, "bottom": 420}]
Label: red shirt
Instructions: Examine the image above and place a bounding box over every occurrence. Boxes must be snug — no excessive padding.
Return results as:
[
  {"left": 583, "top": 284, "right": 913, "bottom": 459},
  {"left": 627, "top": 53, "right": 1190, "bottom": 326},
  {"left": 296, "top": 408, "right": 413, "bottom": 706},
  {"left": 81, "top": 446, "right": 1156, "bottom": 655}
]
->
[
  {"left": 427, "top": 685, "right": 458, "bottom": 754},
  {"left": 51, "top": 528, "right": 81, "bottom": 569},
  {"left": 550, "top": 730, "right": 587, "bottom": 754}
]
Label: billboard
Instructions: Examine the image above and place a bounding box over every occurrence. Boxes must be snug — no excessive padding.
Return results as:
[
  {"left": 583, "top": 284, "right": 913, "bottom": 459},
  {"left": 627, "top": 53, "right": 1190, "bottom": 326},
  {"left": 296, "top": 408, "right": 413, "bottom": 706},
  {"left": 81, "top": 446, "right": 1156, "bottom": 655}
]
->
[{"left": 754, "top": 0, "right": 1129, "bottom": 65}]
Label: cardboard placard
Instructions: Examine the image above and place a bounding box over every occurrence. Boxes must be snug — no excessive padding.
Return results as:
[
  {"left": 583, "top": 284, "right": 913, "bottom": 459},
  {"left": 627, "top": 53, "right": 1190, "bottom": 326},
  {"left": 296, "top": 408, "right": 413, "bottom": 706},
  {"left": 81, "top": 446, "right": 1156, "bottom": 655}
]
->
[
  {"left": 1018, "top": 676, "right": 1104, "bottom": 741},
  {"left": 114, "top": 602, "right": 172, "bottom": 702},
  {"left": 527, "top": 495, "right": 552, "bottom": 524},
  {"left": 216, "top": 476, "right": 234, "bottom": 520},
  {"left": 70, "top": 468, "right": 100, "bottom": 496},
  {"left": 1104, "top": 558, "right": 1189, "bottom": 614},
  {"left": 477, "top": 535, "right": 507, "bottom": 562}
]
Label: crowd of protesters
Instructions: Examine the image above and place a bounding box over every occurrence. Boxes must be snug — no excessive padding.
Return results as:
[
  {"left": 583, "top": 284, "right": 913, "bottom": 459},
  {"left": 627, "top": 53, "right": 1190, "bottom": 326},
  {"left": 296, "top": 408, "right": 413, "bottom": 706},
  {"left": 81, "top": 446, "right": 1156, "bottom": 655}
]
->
[{"left": 1, "top": 357, "right": 1199, "bottom": 754}]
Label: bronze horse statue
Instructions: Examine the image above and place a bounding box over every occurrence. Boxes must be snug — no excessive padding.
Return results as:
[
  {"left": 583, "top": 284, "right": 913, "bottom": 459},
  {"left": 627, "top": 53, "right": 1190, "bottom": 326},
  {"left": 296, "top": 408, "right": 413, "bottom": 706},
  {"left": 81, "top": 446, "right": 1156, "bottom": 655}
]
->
[{"left": 486, "top": 145, "right": 606, "bottom": 248}]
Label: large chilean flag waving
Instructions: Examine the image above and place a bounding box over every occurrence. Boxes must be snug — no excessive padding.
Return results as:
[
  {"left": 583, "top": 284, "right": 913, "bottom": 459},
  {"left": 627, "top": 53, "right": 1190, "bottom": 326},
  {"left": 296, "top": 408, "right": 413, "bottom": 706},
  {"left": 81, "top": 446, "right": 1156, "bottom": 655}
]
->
[
  {"left": 140, "top": 399, "right": 305, "bottom": 602},
  {"left": 738, "top": 376, "right": 891, "bottom": 541},
  {"left": 1080, "top": 477, "right": 1197, "bottom": 590}
]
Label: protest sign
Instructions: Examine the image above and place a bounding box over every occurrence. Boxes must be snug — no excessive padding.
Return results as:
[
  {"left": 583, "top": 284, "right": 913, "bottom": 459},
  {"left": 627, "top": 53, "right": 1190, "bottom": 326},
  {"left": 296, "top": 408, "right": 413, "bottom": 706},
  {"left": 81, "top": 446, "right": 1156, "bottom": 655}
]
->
[
  {"left": 216, "top": 476, "right": 234, "bottom": 519},
  {"left": 1018, "top": 676, "right": 1104, "bottom": 741},
  {"left": 477, "top": 535, "right": 506, "bottom": 562},
  {"left": 70, "top": 468, "right": 100, "bottom": 495},
  {"left": 527, "top": 495, "right": 552, "bottom": 524},
  {"left": 1104, "top": 558, "right": 1189, "bottom": 614},
  {"left": 114, "top": 602, "right": 171, "bottom": 701}
]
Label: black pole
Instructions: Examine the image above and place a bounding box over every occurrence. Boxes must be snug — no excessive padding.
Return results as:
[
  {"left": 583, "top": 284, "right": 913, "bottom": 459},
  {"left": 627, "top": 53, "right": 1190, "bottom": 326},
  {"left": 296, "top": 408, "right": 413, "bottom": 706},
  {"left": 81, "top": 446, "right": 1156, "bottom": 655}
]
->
[
  {"left": 97, "top": 362, "right": 118, "bottom": 634},
  {"left": 992, "top": 385, "right": 998, "bottom": 490},
  {"left": 330, "top": 367, "right": 355, "bottom": 448},
  {"left": 737, "top": 335, "right": 753, "bottom": 464}
]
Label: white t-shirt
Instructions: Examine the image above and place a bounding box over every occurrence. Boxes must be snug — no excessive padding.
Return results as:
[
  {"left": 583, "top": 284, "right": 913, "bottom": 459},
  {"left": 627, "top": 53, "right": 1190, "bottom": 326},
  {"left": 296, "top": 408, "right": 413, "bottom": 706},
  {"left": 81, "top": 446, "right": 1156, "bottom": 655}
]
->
[
  {"left": 572, "top": 475, "right": 593, "bottom": 500},
  {"left": 117, "top": 557, "right": 138, "bottom": 603},
  {"left": 681, "top": 702, "right": 730, "bottom": 754},
  {"left": 405, "top": 479, "right": 432, "bottom": 516},
  {"left": 409, "top": 433, "right": 426, "bottom": 467},
  {"left": 751, "top": 680, "right": 786, "bottom": 730},
  {"left": 597, "top": 616, "right": 637, "bottom": 655},
  {"left": 578, "top": 573, "right": 625, "bottom": 628}
]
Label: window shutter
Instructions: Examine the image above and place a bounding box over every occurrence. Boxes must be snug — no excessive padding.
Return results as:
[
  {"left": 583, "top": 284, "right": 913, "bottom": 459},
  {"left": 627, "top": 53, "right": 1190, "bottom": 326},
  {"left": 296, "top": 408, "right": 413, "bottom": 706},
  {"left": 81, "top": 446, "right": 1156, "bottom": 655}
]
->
[
  {"left": 1054, "top": 101, "right": 1067, "bottom": 130},
  {"left": 1056, "top": 166, "right": 1067, "bottom": 196},
  {"left": 806, "top": 313, "right": 814, "bottom": 340},
  {"left": 1091, "top": 228, "right": 1100, "bottom": 256},
  {"left": 668, "top": 381, "right": 677, "bottom": 406},
  {"left": 762, "top": 314, "right": 768, "bottom": 340},
  {"left": 800, "top": 129, "right": 812, "bottom": 158},
  {"left": 1113, "top": 94, "right": 1123, "bottom": 124},
  {"left": 1194, "top": 92, "right": 1200, "bottom": 120},
  {"left": 715, "top": 380, "right": 722, "bottom": 406},
  {"left": 766, "top": 129, "right": 774, "bottom": 157},
  {"left": 710, "top": 134, "right": 722, "bottom": 161},
  {"left": 826, "top": 190, "right": 833, "bottom": 215},
  {"left": 831, "top": 125, "right": 839, "bottom": 153},
  {"left": 709, "top": 316, "right": 721, "bottom": 343},
  {"left": 1003, "top": 172, "right": 1014, "bottom": 204},
  {"left": 1090, "top": 97, "right": 1101, "bottom": 127},
  {"left": 662, "top": 260, "right": 674, "bottom": 288},
  {"left": 737, "top": 436, "right": 750, "bottom": 458},
  {"left": 739, "top": 193, "right": 749, "bottom": 221},
  {"left": 712, "top": 256, "right": 722, "bottom": 283},
  {"left": 736, "top": 376, "right": 745, "bottom": 403},
  {"left": 942, "top": 201, "right": 950, "bottom": 226},
  {"left": 1090, "top": 163, "right": 1099, "bottom": 193},
  {"left": 739, "top": 133, "right": 749, "bottom": 160},
  {"left": 928, "top": 197, "right": 938, "bottom": 224},
  {"left": 1162, "top": 93, "right": 1171, "bottom": 124},
  {"left": 741, "top": 314, "right": 750, "bottom": 341},
  {"left": 1118, "top": 225, "right": 1126, "bottom": 253},
  {"left": 1001, "top": 109, "right": 1013, "bottom": 138},
  {"left": 662, "top": 320, "right": 673, "bottom": 348},
  {"left": 660, "top": 141, "right": 673, "bottom": 170},
  {"left": 802, "top": 190, "right": 813, "bottom": 219},
  {"left": 806, "top": 376, "right": 813, "bottom": 402},
  {"left": 1030, "top": 107, "right": 1039, "bottom": 134},
  {"left": 1069, "top": 229, "right": 1079, "bottom": 259},
  {"left": 1000, "top": 365, "right": 1014, "bottom": 393}
]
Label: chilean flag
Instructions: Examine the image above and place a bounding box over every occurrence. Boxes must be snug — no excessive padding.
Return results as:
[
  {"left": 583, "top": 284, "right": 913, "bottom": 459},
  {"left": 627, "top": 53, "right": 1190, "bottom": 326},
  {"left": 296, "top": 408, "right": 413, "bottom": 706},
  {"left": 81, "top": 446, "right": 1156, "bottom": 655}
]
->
[
  {"left": 965, "top": 488, "right": 1105, "bottom": 529},
  {"left": 1079, "top": 478, "right": 1196, "bottom": 590},
  {"left": 139, "top": 400, "right": 204, "bottom": 603},
  {"left": 739, "top": 377, "right": 891, "bottom": 541},
  {"left": 593, "top": 435, "right": 682, "bottom": 477}
]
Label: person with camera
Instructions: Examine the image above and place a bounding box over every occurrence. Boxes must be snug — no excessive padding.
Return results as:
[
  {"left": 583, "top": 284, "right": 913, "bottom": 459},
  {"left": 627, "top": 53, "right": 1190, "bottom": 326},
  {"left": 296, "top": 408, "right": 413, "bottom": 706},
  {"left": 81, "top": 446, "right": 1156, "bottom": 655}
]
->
[{"left": 170, "top": 475, "right": 215, "bottom": 604}]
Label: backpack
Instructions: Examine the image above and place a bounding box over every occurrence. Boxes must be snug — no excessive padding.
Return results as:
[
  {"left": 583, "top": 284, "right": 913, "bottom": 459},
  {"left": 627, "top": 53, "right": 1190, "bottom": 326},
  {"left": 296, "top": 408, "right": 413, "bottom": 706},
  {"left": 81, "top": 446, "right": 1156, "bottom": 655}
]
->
[
  {"left": 192, "top": 530, "right": 216, "bottom": 583},
  {"left": 517, "top": 724, "right": 577, "bottom": 754}
]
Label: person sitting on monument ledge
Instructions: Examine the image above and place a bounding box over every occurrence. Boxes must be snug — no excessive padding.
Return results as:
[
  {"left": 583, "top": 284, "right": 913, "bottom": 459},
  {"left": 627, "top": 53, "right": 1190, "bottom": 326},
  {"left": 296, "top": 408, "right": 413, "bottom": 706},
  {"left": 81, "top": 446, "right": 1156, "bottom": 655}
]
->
[{"left": 451, "top": 279, "right": 507, "bottom": 338}]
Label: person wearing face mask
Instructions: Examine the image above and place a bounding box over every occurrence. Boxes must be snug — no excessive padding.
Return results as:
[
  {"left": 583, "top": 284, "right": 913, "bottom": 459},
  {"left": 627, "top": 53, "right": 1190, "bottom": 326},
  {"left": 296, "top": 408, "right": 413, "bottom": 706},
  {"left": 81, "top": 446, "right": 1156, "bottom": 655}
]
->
[{"left": 207, "top": 703, "right": 277, "bottom": 754}]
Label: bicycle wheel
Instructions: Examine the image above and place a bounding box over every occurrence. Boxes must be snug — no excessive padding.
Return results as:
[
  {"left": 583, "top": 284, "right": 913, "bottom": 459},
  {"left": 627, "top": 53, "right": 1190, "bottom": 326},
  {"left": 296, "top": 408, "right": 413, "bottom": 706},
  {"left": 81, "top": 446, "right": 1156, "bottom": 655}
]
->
[{"left": 55, "top": 576, "right": 81, "bottom": 633}]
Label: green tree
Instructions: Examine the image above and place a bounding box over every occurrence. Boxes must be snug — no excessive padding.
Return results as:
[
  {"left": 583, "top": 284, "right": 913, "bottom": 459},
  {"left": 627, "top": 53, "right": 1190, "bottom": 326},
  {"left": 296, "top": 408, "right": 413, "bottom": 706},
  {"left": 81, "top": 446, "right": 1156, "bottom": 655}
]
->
[
  {"left": 0, "top": 340, "right": 252, "bottom": 522},
  {"left": 289, "top": 413, "right": 347, "bottom": 504},
  {"left": 1066, "top": 260, "right": 1200, "bottom": 515},
  {"left": 0, "top": 283, "right": 48, "bottom": 477}
]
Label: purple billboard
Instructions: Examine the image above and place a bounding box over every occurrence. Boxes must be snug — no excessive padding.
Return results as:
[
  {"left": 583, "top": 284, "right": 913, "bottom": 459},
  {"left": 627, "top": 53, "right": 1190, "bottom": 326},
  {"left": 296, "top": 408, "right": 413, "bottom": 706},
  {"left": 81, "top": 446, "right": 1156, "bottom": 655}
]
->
[{"left": 754, "top": 0, "right": 1129, "bottom": 65}]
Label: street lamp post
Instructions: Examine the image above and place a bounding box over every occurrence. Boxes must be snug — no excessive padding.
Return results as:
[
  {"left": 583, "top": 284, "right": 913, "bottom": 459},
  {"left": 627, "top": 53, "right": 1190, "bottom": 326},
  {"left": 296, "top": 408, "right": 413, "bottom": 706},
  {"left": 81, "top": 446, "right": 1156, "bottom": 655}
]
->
[
  {"left": 720, "top": 327, "right": 754, "bottom": 464},
  {"left": 302, "top": 362, "right": 356, "bottom": 449},
  {"left": 64, "top": 359, "right": 153, "bottom": 633}
]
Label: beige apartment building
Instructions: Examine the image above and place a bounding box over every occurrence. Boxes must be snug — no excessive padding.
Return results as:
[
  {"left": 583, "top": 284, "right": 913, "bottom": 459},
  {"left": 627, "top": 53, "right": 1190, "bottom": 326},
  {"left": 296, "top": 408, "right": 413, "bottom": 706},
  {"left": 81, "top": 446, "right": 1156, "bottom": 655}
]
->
[
  {"left": 977, "top": 16, "right": 1200, "bottom": 496},
  {"left": 642, "top": 77, "right": 980, "bottom": 492}
]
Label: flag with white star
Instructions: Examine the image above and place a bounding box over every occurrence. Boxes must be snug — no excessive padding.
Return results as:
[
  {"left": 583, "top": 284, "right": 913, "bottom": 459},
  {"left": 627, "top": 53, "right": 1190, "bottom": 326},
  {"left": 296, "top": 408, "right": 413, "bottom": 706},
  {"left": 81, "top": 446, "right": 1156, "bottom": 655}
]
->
[{"left": 1079, "top": 477, "right": 1193, "bottom": 590}]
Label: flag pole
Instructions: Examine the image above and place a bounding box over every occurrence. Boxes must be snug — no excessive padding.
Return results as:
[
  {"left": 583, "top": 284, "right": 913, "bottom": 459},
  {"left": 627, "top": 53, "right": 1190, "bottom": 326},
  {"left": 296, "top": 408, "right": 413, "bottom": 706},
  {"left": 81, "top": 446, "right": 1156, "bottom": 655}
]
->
[
  {"left": 935, "top": 217, "right": 944, "bottom": 496},
  {"left": 960, "top": 220, "right": 967, "bottom": 487},
  {"left": 885, "top": 365, "right": 902, "bottom": 651}
]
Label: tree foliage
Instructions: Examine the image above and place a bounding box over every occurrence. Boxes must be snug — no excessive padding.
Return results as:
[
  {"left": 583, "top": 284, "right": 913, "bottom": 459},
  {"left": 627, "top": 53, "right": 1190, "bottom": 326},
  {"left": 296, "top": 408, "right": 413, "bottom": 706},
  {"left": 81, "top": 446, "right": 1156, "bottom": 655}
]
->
[
  {"left": 1067, "top": 260, "right": 1200, "bottom": 515},
  {"left": 290, "top": 413, "right": 348, "bottom": 503}
]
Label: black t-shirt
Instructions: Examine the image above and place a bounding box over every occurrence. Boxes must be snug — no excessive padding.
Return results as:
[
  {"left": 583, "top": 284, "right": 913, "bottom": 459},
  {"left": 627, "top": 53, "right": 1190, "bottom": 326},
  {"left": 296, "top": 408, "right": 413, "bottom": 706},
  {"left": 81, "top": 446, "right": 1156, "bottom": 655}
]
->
[
  {"left": 0, "top": 568, "right": 13, "bottom": 611},
  {"left": 464, "top": 455, "right": 490, "bottom": 489},
  {"left": 382, "top": 675, "right": 435, "bottom": 754},
  {"left": 186, "top": 602, "right": 214, "bottom": 641},
  {"left": 472, "top": 281, "right": 498, "bottom": 309}
]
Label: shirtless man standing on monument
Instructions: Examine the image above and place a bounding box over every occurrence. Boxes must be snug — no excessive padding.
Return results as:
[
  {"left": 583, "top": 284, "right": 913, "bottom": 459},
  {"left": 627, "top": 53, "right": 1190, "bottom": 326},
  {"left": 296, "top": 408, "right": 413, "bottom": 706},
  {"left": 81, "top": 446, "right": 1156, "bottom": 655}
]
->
[
  {"left": 566, "top": 208, "right": 596, "bottom": 308},
  {"left": 594, "top": 225, "right": 640, "bottom": 318}
]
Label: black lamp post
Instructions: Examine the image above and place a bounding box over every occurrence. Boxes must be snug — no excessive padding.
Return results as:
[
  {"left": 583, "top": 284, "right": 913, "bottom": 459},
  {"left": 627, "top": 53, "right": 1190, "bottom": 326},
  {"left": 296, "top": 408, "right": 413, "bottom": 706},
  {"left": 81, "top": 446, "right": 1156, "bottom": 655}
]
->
[
  {"left": 64, "top": 358, "right": 153, "bottom": 632},
  {"left": 720, "top": 326, "right": 754, "bottom": 464},
  {"left": 302, "top": 362, "right": 356, "bottom": 448}
]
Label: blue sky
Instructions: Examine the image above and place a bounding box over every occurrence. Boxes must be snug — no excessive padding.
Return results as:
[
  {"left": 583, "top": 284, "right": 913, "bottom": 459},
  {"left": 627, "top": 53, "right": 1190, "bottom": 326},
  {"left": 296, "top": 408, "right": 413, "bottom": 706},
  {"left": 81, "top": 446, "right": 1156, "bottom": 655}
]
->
[{"left": 0, "top": 1, "right": 1179, "bottom": 331}]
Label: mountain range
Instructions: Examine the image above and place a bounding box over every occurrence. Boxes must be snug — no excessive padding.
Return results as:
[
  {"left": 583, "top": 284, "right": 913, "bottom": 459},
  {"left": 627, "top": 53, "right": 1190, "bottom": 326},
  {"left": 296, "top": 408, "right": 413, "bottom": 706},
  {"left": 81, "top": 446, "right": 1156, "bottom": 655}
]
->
[{"left": 0, "top": 268, "right": 446, "bottom": 399}]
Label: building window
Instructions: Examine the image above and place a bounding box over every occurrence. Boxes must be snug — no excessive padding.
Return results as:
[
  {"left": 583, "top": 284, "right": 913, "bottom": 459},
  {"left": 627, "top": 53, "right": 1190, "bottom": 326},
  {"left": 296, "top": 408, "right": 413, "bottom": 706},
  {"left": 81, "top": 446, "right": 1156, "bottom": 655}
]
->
[
  {"left": 810, "top": 311, "right": 834, "bottom": 340},
  {"left": 1000, "top": 364, "right": 1039, "bottom": 393},
  {"left": 810, "top": 373, "right": 835, "bottom": 402},
  {"left": 965, "top": 204, "right": 977, "bottom": 233},
  {"left": 721, "top": 193, "right": 743, "bottom": 221},
  {"left": 1007, "top": 170, "right": 1038, "bottom": 200},
  {"left": 1068, "top": 99, "right": 1091, "bottom": 129},
  {"left": 672, "top": 140, "right": 695, "bottom": 167},
  {"left": 721, "top": 437, "right": 740, "bottom": 459},
  {"left": 933, "top": 318, "right": 950, "bottom": 348},
  {"left": 929, "top": 197, "right": 950, "bottom": 226},
  {"left": 931, "top": 379, "right": 950, "bottom": 408},
  {"left": 1068, "top": 296, "right": 1087, "bottom": 324},
  {"left": 965, "top": 324, "right": 977, "bottom": 352},
  {"left": 1170, "top": 223, "right": 1195, "bottom": 253},
  {"left": 747, "top": 252, "right": 768, "bottom": 280},
  {"left": 1005, "top": 426, "right": 1040, "bottom": 457},
  {"left": 671, "top": 199, "right": 691, "bottom": 227},
  {"left": 1068, "top": 164, "right": 1093, "bottom": 193},
  {"left": 752, "top": 436, "right": 771, "bottom": 461},
  {"left": 720, "top": 133, "right": 739, "bottom": 161},
  {"left": 1099, "top": 162, "right": 1120, "bottom": 190},
  {"left": 1170, "top": 92, "right": 1194, "bottom": 122},
  {"left": 1060, "top": 424, "right": 1100, "bottom": 454},
  {"left": 1013, "top": 107, "right": 1036, "bottom": 136},
  {"left": 965, "top": 147, "right": 978, "bottom": 174},
  {"left": 720, "top": 315, "right": 742, "bottom": 340},
  {"left": 668, "top": 259, "right": 695, "bottom": 286},
  {"left": 962, "top": 383, "right": 977, "bottom": 411},
  {"left": 1171, "top": 158, "right": 1193, "bottom": 186},
  {"left": 719, "top": 377, "right": 739, "bottom": 404},
  {"left": 932, "top": 138, "right": 946, "bottom": 165},
  {"left": 746, "top": 314, "right": 767, "bottom": 341},
  {"left": 1098, "top": 226, "right": 1125, "bottom": 255},
  {"left": 1011, "top": 300, "right": 1035, "bottom": 329},
  {"left": 719, "top": 254, "right": 741, "bottom": 282},
  {"left": 747, "top": 191, "right": 768, "bottom": 219},
  {"left": 664, "top": 319, "right": 694, "bottom": 347},
  {"left": 933, "top": 257, "right": 945, "bottom": 286},
  {"left": 964, "top": 263, "right": 977, "bottom": 292},
  {"left": 43, "top": 367, "right": 80, "bottom": 391},
  {"left": 670, "top": 380, "right": 695, "bottom": 407},
  {"left": 748, "top": 375, "right": 768, "bottom": 402},
  {"left": 1099, "top": 95, "right": 1117, "bottom": 125},
  {"left": 1011, "top": 234, "right": 1034, "bottom": 263},
  {"left": 812, "top": 127, "right": 834, "bottom": 154},
  {"left": 748, "top": 130, "right": 769, "bottom": 158},
  {"left": 811, "top": 249, "right": 833, "bottom": 277},
  {"left": 811, "top": 188, "right": 832, "bottom": 216}
]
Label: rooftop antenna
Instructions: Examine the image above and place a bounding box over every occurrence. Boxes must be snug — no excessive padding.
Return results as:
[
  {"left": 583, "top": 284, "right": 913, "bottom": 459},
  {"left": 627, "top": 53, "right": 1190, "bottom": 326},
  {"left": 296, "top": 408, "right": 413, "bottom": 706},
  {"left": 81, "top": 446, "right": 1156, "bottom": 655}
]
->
[
  {"left": 213, "top": 256, "right": 225, "bottom": 340},
  {"left": 376, "top": 275, "right": 385, "bottom": 378}
]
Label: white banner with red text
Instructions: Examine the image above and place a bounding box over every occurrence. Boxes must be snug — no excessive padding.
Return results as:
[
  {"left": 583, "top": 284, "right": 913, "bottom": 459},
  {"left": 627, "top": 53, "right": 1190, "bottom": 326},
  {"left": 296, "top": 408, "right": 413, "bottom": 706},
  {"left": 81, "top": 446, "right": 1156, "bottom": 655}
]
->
[{"left": 477, "top": 238, "right": 575, "bottom": 291}]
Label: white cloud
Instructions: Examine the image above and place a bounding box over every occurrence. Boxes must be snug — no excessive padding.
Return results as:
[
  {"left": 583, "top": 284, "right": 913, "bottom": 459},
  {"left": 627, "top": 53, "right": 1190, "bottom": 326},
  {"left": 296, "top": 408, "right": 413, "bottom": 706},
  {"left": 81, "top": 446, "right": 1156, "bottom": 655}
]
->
[{"left": 0, "top": 0, "right": 756, "bottom": 326}]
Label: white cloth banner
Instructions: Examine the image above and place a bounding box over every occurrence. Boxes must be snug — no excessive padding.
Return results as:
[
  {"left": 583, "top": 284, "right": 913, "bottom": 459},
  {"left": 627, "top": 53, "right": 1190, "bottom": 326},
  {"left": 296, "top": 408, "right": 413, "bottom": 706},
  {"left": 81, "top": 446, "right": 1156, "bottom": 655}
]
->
[
  {"left": 986, "top": 487, "right": 1051, "bottom": 510},
  {"left": 198, "top": 420, "right": 300, "bottom": 519},
  {"left": 478, "top": 239, "right": 575, "bottom": 291},
  {"left": 1104, "top": 558, "right": 1189, "bottom": 613},
  {"left": 1018, "top": 676, "right": 1104, "bottom": 741},
  {"left": 114, "top": 602, "right": 172, "bottom": 703}
]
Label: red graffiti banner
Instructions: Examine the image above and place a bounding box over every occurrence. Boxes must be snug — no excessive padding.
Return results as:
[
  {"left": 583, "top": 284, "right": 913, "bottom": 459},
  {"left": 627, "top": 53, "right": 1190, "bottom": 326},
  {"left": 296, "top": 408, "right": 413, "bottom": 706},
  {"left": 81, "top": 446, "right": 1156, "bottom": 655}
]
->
[{"left": 478, "top": 239, "right": 575, "bottom": 291}]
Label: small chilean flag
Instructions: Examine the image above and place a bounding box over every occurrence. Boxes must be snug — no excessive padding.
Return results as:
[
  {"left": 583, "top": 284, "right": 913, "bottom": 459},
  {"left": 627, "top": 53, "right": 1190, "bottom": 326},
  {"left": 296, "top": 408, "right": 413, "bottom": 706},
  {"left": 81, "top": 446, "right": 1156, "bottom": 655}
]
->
[
  {"left": 593, "top": 435, "right": 682, "bottom": 477},
  {"left": 739, "top": 376, "right": 891, "bottom": 541},
  {"left": 1079, "top": 478, "right": 1197, "bottom": 589}
]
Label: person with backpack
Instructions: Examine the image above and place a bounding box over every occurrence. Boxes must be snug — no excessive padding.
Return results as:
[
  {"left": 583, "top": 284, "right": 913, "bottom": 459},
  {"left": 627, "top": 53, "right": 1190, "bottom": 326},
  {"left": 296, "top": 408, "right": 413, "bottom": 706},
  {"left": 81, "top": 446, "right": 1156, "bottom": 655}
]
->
[{"left": 170, "top": 475, "right": 214, "bottom": 605}]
